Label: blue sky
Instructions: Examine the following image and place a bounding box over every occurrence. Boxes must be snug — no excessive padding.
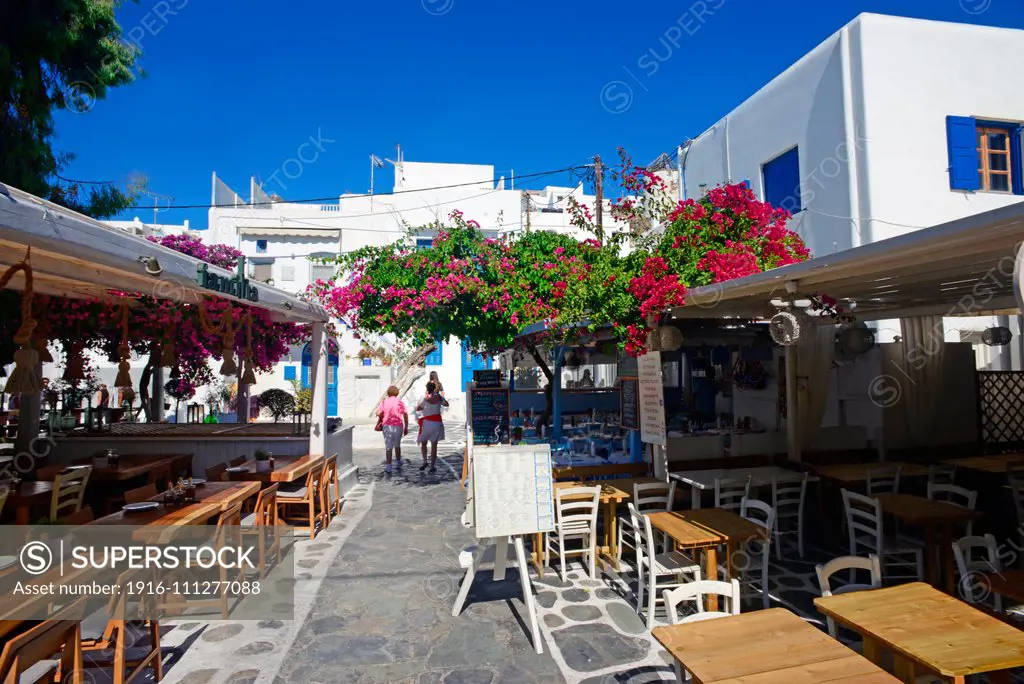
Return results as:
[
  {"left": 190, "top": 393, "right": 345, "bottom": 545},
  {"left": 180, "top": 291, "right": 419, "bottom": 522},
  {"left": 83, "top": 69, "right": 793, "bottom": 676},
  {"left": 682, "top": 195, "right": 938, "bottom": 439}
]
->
[{"left": 53, "top": 0, "right": 1024, "bottom": 228}]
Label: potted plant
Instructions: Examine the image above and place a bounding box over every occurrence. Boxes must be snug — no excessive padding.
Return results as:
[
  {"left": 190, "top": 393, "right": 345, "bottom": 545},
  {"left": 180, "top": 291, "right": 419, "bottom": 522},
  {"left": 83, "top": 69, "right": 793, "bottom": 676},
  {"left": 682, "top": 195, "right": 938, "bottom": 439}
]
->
[{"left": 254, "top": 449, "right": 272, "bottom": 473}]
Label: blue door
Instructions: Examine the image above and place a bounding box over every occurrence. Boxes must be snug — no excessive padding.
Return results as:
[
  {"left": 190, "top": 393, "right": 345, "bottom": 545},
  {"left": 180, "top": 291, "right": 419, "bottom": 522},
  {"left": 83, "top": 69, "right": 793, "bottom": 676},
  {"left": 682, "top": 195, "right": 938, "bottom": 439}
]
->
[
  {"left": 461, "top": 339, "right": 491, "bottom": 391},
  {"left": 301, "top": 340, "right": 339, "bottom": 416}
]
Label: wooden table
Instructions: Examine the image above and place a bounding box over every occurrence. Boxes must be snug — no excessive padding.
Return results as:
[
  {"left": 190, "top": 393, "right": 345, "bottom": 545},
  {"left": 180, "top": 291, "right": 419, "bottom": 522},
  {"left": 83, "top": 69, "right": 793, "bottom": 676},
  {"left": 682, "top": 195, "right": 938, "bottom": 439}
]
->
[
  {"left": 875, "top": 493, "right": 981, "bottom": 592},
  {"left": 227, "top": 453, "right": 323, "bottom": 483},
  {"left": 91, "top": 481, "right": 260, "bottom": 527},
  {"left": 652, "top": 608, "right": 900, "bottom": 684},
  {"left": 4, "top": 480, "right": 55, "bottom": 524},
  {"left": 943, "top": 453, "right": 1024, "bottom": 474},
  {"left": 815, "top": 583, "right": 1024, "bottom": 683},
  {"left": 647, "top": 511, "right": 723, "bottom": 610},
  {"left": 813, "top": 461, "right": 930, "bottom": 483},
  {"left": 69, "top": 453, "right": 192, "bottom": 481},
  {"left": 682, "top": 507, "right": 769, "bottom": 579},
  {"left": 983, "top": 570, "right": 1024, "bottom": 605}
]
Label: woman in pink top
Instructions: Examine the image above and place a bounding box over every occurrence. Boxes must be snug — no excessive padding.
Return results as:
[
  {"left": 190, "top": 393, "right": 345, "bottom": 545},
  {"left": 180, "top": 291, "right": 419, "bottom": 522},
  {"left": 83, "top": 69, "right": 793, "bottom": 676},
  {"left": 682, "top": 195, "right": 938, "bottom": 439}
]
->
[{"left": 377, "top": 385, "right": 409, "bottom": 474}]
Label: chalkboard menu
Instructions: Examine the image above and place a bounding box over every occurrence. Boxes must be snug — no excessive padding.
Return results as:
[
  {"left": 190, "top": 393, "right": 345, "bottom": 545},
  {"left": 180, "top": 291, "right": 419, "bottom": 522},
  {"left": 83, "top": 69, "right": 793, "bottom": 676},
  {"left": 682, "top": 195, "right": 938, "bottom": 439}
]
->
[
  {"left": 473, "top": 369, "right": 503, "bottom": 388},
  {"left": 620, "top": 377, "right": 639, "bottom": 430},
  {"left": 470, "top": 387, "right": 511, "bottom": 446}
]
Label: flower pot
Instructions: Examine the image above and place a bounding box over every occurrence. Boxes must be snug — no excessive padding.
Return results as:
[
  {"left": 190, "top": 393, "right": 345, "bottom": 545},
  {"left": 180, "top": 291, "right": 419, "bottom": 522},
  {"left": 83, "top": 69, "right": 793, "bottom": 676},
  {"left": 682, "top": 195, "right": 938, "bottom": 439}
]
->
[
  {"left": 255, "top": 460, "right": 271, "bottom": 473},
  {"left": 362, "top": 358, "right": 372, "bottom": 366}
]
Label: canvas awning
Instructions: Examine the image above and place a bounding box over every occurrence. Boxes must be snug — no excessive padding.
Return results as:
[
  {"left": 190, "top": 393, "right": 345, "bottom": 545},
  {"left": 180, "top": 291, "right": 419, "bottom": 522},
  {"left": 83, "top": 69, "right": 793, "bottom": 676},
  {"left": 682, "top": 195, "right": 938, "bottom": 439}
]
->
[
  {"left": 0, "top": 184, "right": 329, "bottom": 323},
  {"left": 672, "top": 202, "right": 1024, "bottom": 321},
  {"left": 239, "top": 227, "right": 340, "bottom": 239}
]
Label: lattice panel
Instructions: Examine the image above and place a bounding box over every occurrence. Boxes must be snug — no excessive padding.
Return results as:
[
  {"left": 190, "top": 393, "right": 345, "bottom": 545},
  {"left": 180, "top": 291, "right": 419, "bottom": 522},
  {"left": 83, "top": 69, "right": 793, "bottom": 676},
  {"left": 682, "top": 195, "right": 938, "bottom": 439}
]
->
[{"left": 978, "top": 371, "right": 1024, "bottom": 447}]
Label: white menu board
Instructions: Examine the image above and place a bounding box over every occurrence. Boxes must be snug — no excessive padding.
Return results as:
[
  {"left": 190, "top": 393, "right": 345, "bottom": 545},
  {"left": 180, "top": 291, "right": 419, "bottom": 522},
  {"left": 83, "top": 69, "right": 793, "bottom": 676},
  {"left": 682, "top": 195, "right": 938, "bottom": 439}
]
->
[
  {"left": 472, "top": 444, "right": 555, "bottom": 539},
  {"left": 638, "top": 351, "right": 666, "bottom": 446}
]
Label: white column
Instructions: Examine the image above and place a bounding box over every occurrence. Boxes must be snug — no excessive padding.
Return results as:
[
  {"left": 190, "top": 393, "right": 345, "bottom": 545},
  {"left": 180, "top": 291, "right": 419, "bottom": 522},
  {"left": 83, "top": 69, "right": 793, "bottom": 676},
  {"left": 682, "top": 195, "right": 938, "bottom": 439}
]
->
[
  {"left": 309, "top": 322, "right": 328, "bottom": 456},
  {"left": 785, "top": 345, "right": 801, "bottom": 463}
]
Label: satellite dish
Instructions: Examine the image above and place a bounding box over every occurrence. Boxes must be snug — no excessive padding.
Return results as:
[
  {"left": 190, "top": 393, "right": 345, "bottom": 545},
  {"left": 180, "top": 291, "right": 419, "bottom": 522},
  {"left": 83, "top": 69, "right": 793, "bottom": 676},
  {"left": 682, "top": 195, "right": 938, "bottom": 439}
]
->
[
  {"left": 769, "top": 311, "right": 810, "bottom": 346},
  {"left": 982, "top": 326, "right": 1013, "bottom": 347}
]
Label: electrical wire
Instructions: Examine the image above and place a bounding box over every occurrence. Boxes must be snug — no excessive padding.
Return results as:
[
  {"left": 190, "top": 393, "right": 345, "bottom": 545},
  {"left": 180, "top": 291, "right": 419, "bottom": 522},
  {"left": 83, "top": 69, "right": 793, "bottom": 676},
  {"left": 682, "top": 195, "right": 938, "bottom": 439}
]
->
[{"left": 157, "top": 164, "right": 588, "bottom": 210}]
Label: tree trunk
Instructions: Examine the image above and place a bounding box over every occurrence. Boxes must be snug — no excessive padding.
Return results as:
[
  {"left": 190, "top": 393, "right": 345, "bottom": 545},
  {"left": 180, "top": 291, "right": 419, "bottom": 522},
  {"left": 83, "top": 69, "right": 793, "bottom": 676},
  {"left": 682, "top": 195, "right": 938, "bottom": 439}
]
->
[
  {"left": 527, "top": 344, "right": 554, "bottom": 431},
  {"left": 367, "top": 343, "right": 435, "bottom": 418},
  {"left": 138, "top": 350, "right": 156, "bottom": 423}
]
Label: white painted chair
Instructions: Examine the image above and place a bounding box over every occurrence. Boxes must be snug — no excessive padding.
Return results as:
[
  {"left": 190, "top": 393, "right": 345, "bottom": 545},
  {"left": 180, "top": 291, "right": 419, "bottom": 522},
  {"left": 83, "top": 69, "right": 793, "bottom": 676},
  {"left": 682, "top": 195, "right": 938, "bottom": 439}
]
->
[
  {"left": 736, "top": 497, "right": 776, "bottom": 609},
  {"left": 865, "top": 464, "right": 901, "bottom": 496},
  {"left": 952, "top": 534, "right": 1003, "bottom": 611},
  {"left": 617, "top": 481, "right": 676, "bottom": 566},
  {"left": 927, "top": 464, "right": 957, "bottom": 487},
  {"left": 545, "top": 486, "right": 601, "bottom": 581},
  {"left": 662, "top": 579, "right": 741, "bottom": 683},
  {"left": 714, "top": 475, "right": 751, "bottom": 511},
  {"left": 815, "top": 554, "right": 882, "bottom": 639},
  {"left": 771, "top": 472, "right": 808, "bottom": 560},
  {"left": 50, "top": 465, "right": 92, "bottom": 520},
  {"left": 842, "top": 488, "right": 923, "bottom": 582},
  {"left": 628, "top": 503, "right": 702, "bottom": 628},
  {"left": 927, "top": 482, "right": 977, "bottom": 536}
]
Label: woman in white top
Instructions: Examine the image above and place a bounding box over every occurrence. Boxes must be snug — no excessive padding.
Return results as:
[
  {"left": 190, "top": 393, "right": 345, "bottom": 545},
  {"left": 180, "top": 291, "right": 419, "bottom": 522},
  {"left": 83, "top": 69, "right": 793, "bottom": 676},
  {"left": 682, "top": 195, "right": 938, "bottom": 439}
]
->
[{"left": 416, "top": 381, "right": 449, "bottom": 471}]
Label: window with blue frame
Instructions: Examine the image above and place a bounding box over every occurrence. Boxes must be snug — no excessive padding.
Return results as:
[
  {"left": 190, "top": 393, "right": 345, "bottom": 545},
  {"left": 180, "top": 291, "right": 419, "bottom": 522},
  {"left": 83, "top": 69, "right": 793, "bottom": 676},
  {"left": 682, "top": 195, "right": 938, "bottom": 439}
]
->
[
  {"left": 425, "top": 338, "right": 443, "bottom": 365},
  {"left": 256, "top": 239, "right": 268, "bottom": 254},
  {"left": 415, "top": 237, "right": 434, "bottom": 250},
  {"left": 283, "top": 365, "right": 297, "bottom": 381},
  {"left": 946, "top": 116, "right": 1023, "bottom": 194},
  {"left": 761, "top": 147, "right": 802, "bottom": 213}
]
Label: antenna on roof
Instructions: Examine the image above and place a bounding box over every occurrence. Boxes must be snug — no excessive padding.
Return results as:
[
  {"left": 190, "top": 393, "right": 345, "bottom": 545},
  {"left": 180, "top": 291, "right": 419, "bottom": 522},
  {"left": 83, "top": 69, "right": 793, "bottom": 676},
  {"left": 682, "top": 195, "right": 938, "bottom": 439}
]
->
[{"left": 145, "top": 190, "right": 175, "bottom": 226}]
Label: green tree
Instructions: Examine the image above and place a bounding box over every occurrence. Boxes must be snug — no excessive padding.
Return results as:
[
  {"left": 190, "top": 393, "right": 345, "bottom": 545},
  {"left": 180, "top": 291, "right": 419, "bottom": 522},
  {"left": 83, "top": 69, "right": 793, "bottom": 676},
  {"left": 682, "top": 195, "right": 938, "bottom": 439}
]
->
[{"left": 0, "top": 0, "right": 144, "bottom": 217}]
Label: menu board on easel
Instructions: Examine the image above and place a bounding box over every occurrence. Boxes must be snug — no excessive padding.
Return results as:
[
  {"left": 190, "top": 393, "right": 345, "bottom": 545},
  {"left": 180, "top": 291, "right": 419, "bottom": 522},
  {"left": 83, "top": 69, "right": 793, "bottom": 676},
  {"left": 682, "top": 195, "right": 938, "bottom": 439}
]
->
[
  {"left": 638, "top": 351, "right": 666, "bottom": 447},
  {"left": 472, "top": 443, "right": 555, "bottom": 538},
  {"left": 469, "top": 385, "right": 511, "bottom": 446},
  {"left": 620, "top": 377, "right": 639, "bottom": 430}
]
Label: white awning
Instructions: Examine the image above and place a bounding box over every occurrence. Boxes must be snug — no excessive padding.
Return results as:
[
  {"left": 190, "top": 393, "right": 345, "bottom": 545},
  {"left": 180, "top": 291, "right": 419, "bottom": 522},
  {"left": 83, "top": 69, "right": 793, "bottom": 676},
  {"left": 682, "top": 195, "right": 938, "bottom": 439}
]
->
[
  {"left": 239, "top": 227, "right": 340, "bottom": 239},
  {"left": 0, "top": 184, "right": 329, "bottom": 323},
  {"left": 672, "top": 202, "right": 1024, "bottom": 322}
]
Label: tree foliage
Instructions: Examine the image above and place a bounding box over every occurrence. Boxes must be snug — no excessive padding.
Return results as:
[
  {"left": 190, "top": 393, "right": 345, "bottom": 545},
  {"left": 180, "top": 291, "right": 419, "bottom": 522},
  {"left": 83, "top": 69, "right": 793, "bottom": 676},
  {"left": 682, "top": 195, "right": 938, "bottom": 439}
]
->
[
  {"left": 0, "top": 0, "right": 144, "bottom": 217},
  {"left": 259, "top": 389, "right": 295, "bottom": 422}
]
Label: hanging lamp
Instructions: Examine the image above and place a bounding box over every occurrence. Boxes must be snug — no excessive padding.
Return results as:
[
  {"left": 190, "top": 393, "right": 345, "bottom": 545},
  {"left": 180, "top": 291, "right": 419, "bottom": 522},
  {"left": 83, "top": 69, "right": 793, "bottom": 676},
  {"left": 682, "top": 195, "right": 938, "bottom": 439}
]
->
[
  {"left": 1, "top": 249, "right": 42, "bottom": 395},
  {"left": 114, "top": 303, "right": 133, "bottom": 388},
  {"left": 240, "top": 311, "right": 257, "bottom": 385}
]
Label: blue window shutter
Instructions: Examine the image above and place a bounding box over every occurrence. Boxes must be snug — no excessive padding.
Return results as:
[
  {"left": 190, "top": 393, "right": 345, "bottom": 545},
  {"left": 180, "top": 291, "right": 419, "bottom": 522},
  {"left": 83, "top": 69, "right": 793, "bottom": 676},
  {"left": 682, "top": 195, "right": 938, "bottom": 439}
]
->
[
  {"left": 283, "top": 365, "right": 296, "bottom": 381},
  {"left": 762, "top": 147, "right": 801, "bottom": 213},
  {"left": 425, "top": 338, "right": 443, "bottom": 366},
  {"left": 946, "top": 116, "right": 980, "bottom": 191},
  {"left": 1012, "top": 126, "right": 1023, "bottom": 196}
]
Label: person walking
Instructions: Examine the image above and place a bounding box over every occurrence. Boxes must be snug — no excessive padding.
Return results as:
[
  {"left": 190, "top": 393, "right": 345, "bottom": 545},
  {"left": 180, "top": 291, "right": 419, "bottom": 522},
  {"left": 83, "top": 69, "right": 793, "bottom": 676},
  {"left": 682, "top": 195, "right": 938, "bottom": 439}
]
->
[
  {"left": 416, "top": 381, "right": 448, "bottom": 471},
  {"left": 376, "top": 385, "right": 409, "bottom": 474},
  {"left": 428, "top": 371, "right": 445, "bottom": 397}
]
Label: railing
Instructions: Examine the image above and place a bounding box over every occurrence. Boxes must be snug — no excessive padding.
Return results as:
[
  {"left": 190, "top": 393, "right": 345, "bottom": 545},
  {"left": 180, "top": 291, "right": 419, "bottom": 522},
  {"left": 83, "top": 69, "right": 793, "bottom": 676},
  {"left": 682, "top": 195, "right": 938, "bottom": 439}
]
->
[{"left": 977, "top": 371, "right": 1024, "bottom": 450}]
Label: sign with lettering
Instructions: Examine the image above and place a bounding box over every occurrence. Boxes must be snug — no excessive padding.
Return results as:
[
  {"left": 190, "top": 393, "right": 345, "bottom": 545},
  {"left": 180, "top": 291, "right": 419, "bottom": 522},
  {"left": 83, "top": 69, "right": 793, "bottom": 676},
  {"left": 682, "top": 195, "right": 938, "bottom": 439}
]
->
[
  {"left": 620, "top": 377, "right": 639, "bottom": 430},
  {"left": 470, "top": 387, "right": 511, "bottom": 446},
  {"left": 196, "top": 259, "right": 260, "bottom": 303},
  {"left": 472, "top": 444, "right": 554, "bottom": 538},
  {"left": 473, "top": 369, "right": 503, "bottom": 389},
  {"left": 637, "top": 352, "right": 666, "bottom": 446}
]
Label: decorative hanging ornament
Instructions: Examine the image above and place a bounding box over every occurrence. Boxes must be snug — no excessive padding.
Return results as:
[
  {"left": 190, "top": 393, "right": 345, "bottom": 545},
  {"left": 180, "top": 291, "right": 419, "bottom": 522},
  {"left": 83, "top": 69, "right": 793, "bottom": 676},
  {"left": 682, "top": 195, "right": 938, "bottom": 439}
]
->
[
  {"left": 982, "top": 326, "right": 1013, "bottom": 347},
  {"left": 62, "top": 341, "right": 86, "bottom": 382},
  {"left": 239, "top": 311, "right": 257, "bottom": 386},
  {"left": 220, "top": 349, "right": 238, "bottom": 376},
  {"left": 1, "top": 249, "right": 42, "bottom": 395},
  {"left": 659, "top": 326, "right": 684, "bottom": 352},
  {"left": 114, "top": 304, "right": 133, "bottom": 389}
]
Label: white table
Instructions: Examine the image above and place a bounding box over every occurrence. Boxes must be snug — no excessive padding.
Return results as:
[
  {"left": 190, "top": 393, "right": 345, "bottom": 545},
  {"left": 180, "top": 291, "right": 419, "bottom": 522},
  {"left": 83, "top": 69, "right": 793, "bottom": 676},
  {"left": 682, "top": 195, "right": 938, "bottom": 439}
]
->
[{"left": 669, "top": 466, "right": 817, "bottom": 509}]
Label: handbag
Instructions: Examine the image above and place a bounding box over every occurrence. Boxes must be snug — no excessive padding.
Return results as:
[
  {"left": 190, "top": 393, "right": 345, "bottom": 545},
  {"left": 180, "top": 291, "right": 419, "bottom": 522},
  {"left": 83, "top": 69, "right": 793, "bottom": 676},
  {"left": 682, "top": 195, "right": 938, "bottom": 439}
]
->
[{"left": 374, "top": 415, "right": 383, "bottom": 432}]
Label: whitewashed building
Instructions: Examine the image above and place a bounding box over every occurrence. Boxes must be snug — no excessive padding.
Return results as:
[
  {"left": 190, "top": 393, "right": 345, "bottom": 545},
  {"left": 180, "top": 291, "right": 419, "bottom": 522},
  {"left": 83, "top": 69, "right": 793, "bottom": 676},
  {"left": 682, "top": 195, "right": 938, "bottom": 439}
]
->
[
  {"left": 672, "top": 12, "right": 1024, "bottom": 369},
  {"left": 110, "top": 157, "right": 624, "bottom": 421}
]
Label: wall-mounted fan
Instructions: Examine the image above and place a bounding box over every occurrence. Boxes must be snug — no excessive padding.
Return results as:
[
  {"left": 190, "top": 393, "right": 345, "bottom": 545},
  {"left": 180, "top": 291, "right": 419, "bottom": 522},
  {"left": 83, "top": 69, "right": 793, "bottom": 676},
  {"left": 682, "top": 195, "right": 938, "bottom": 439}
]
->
[{"left": 769, "top": 310, "right": 811, "bottom": 346}]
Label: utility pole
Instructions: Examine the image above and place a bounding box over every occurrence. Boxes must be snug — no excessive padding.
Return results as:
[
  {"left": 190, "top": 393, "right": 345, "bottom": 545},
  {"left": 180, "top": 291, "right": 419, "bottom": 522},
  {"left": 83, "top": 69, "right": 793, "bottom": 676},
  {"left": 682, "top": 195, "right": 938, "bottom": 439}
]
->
[{"left": 593, "top": 155, "right": 604, "bottom": 245}]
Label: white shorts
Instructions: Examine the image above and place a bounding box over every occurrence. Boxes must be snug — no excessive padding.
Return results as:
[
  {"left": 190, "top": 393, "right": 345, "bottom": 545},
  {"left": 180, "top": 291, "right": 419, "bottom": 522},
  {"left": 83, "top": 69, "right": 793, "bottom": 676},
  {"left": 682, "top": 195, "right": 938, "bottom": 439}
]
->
[
  {"left": 382, "top": 424, "right": 404, "bottom": 450},
  {"left": 417, "top": 420, "right": 445, "bottom": 444}
]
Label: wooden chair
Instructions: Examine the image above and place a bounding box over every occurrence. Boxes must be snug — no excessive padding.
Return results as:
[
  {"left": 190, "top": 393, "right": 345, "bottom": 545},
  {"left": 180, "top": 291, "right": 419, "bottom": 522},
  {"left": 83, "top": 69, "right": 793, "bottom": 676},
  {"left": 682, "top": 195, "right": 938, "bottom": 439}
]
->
[
  {"left": 125, "top": 484, "right": 158, "bottom": 504},
  {"left": 771, "top": 472, "right": 809, "bottom": 560},
  {"left": 663, "top": 578, "right": 742, "bottom": 623},
  {"left": 629, "top": 502, "right": 701, "bottom": 628},
  {"left": 242, "top": 484, "right": 281, "bottom": 579},
  {"left": 927, "top": 482, "right": 978, "bottom": 536},
  {"left": 737, "top": 498, "right": 776, "bottom": 609},
  {"left": 952, "top": 534, "right": 1003, "bottom": 611},
  {"left": 928, "top": 464, "right": 957, "bottom": 487},
  {"left": 81, "top": 569, "right": 163, "bottom": 684},
  {"left": 229, "top": 456, "right": 247, "bottom": 467},
  {"left": 206, "top": 463, "right": 228, "bottom": 482},
  {"left": 50, "top": 466, "right": 92, "bottom": 520},
  {"left": 714, "top": 475, "right": 751, "bottom": 511},
  {"left": 277, "top": 466, "right": 322, "bottom": 539},
  {"left": 865, "top": 464, "right": 901, "bottom": 495},
  {"left": 168, "top": 454, "right": 193, "bottom": 481},
  {"left": 815, "top": 554, "right": 882, "bottom": 639},
  {"left": 0, "top": 598, "right": 88, "bottom": 684},
  {"left": 545, "top": 486, "right": 601, "bottom": 582},
  {"left": 841, "top": 488, "right": 922, "bottom": 582},
  {"left": 617, "top": 481, "right": 676, "bottom": 565},
  {"left": 322, "top": 453, "right": 342, "bottom": 519}
]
